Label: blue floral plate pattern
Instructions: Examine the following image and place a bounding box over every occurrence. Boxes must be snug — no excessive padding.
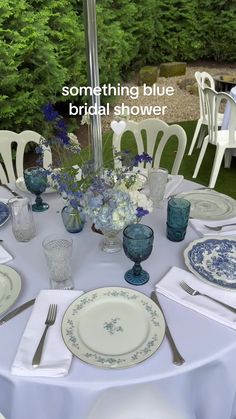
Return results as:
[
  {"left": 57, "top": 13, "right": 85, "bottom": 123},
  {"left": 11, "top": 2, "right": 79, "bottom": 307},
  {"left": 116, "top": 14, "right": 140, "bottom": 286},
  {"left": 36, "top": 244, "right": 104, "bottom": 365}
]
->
[
  {"left": 61, "top": 287, "right": 165, "bottom": 368},
  {"left": 0, "top": 201, "right": 10, "bottom": 227},
  {"left": 184, "top": 237, "right": 236, "bottom": 289}
]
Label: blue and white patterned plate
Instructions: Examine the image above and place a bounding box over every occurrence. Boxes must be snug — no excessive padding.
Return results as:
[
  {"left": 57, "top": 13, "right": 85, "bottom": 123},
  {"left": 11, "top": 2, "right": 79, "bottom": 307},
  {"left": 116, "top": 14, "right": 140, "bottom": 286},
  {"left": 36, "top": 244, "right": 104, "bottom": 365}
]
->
[
  {"left": 0, "top": 201, "right": 10, "bottom": 227},
  {"left": 62, "top": 287, "right": 165, "bottom": 368},
  {"left": 184, "top": 237, "right": 236, "bottom": 289}
]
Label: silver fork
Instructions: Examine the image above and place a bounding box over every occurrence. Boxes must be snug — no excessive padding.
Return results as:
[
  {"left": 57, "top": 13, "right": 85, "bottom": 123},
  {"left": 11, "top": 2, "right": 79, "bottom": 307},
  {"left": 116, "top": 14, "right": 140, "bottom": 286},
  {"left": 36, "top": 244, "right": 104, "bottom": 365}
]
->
[
  {"left": 180, "top": 281, "right": 236, "bottom": 313},
  {"left": 204, "top": 223, "right": 236, "bottom": 231},
  {"left": 32, "top": 304, "right": 57, "bottom": 367}
]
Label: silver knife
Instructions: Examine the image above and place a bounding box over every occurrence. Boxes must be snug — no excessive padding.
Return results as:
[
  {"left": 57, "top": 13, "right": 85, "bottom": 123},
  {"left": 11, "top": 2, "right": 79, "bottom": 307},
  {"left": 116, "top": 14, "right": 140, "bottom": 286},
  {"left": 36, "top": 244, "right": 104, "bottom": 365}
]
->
[
  {"left": 0, "top": 299, "right": 35, "bottom": 325},
  {"left": 150, "top": 291, "right": 185, "bottom": 366}
]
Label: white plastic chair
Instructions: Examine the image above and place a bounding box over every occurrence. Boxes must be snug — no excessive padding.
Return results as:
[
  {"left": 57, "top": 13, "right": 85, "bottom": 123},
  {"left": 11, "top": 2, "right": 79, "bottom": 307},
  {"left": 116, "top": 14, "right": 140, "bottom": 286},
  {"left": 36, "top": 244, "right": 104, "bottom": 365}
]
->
[
  {"left": 0, "top": 130, "right": 52, "bottom": 183},
  {"left": 188, "top": 71, "right": 224, "bottom": 155},
  {"left": 192, "top": 87, "right": 236, "bottom": 188},
  {"left": 112, "top": 119, "right": 187, "bottom": 175}
]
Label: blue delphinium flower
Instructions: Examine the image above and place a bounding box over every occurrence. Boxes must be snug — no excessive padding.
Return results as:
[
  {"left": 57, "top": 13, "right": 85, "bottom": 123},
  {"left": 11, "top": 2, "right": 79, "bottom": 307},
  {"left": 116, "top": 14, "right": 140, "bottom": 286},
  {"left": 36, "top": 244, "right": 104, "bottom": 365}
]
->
[
  {"left": 56, "top": 119, "right": 70, "bottom": 145},
  {"left": 42, "top": 103, "right": 59, "bottom": 122},
  {"left": 133, "top": 152, "right": 152, "bottom": 166},
  {"left": 136, "top": 207, "right": 149, "bottom": 218}
]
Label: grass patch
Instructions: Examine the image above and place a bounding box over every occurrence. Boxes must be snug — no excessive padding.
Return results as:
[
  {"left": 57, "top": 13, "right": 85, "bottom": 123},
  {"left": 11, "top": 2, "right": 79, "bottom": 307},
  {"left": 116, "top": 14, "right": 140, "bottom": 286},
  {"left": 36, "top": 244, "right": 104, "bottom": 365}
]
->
[{"left": 102, "top": 120, "right": 236, "bottom": 199}]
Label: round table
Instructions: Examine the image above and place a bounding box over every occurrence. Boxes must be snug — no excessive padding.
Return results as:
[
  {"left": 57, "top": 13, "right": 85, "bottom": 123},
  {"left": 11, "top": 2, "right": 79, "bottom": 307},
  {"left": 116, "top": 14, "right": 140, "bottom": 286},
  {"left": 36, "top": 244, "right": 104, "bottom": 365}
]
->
[{"left": 0, "top": 180, "right": 236, "bottom": 419}]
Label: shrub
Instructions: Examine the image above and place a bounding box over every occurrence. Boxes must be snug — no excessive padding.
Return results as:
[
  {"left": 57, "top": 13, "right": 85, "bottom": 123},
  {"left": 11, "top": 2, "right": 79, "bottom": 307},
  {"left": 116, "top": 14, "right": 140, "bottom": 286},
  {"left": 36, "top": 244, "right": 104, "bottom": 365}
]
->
[
  {"left": 0, "top": 0, "right": 86, "bottom": 131},
  {"left": 0, "top": 0, "right": 235, "bottom": 132}
]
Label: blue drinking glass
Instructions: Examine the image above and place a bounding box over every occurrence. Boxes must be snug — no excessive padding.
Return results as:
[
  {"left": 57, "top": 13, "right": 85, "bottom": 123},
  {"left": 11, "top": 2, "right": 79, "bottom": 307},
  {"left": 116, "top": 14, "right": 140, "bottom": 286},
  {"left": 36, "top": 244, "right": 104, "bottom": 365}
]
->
[
  {"left": 167, "top": 197, "right": 190, "bottom": 241},
  {"left": 24, "top": 167, "right": 49, "bottom": 212},
  {"left": 123, "top": 224, "right": 154, "bottom": 286}
]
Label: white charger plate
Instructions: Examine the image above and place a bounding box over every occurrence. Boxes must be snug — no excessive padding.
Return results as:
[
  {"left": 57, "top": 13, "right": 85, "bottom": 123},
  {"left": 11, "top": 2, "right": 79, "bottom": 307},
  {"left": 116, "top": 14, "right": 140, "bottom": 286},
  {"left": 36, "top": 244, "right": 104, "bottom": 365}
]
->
[
  {"left": 16, "top": 177, "right": 56, "bottom": 194},
  {"left": 184, "top": 236, "right": 236, "bottom": 289},
  {"left": 62, "top": 287, "right": 165, "bottom": 368},
  {"left": 0, "top": 265, "right": 21, "bottom": 315},
  {"left": 176, "top": 189, "right": 236, "bottom": 221}
]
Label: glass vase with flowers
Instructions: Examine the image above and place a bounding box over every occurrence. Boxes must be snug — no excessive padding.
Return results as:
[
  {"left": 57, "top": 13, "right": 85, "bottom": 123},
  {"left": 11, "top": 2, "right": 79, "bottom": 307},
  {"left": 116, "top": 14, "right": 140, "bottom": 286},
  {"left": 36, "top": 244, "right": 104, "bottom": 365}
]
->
[
  {"left": 37, "top": 104, "right": 153, "bottom": 245},
  {"left": 82, "top": 165, "right": 153, "bottom": 253}
]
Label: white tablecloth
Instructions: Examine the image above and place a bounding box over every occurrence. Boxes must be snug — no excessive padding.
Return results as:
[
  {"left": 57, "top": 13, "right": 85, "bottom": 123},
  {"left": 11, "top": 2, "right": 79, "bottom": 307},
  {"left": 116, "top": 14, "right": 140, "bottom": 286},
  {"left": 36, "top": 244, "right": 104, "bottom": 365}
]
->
[{"left": 1, "top": 181, "right": 236, "bottom": 419}]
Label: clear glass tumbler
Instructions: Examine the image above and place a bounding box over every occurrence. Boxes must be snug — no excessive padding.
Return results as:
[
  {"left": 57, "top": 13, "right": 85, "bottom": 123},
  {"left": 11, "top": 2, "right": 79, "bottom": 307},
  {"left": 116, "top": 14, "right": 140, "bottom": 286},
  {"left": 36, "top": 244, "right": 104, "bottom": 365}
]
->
[
  {"left": 42, "top": 234, "right": 74, "bottom": 289},
  {"left": 148, "top": 168, "right": 169, "bottom": 208},
  {"left": 8, "top": 197, "right": 36, "bottom": 242}
]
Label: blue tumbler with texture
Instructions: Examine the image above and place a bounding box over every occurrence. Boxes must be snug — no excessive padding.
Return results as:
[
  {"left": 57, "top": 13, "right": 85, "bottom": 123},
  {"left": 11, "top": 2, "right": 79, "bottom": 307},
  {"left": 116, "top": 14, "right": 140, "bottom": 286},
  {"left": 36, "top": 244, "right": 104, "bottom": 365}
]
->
[{"left": 167, "top": 198, "right": 191, "bottom": 242}]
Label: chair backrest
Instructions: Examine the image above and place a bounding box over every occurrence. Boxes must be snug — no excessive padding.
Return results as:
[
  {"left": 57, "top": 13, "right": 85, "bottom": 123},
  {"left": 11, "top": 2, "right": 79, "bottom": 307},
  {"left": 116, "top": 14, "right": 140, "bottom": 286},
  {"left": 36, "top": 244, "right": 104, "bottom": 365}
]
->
[
  {"left": 195, "top": 71, "right": 215, "bottom": 120},
  {"left": 0, "top": 130, "right": 52, "bottom": 183},
  {"left": 112, "top": 119, "right": 187, "bottom": 174},
  {"left": 204, "top": 87, "right": 236, "bottom": 146}
]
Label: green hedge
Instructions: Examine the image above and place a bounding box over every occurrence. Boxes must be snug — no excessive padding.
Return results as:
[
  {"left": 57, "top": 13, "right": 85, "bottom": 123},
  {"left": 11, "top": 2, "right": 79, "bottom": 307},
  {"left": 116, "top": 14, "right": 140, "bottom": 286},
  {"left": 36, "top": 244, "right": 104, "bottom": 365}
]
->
[
  {"left": 0, "top": 0, "right": 87, "bottom": 130},
  {"left": 0, "top": 0, "right": 236, "bottom": 131}
]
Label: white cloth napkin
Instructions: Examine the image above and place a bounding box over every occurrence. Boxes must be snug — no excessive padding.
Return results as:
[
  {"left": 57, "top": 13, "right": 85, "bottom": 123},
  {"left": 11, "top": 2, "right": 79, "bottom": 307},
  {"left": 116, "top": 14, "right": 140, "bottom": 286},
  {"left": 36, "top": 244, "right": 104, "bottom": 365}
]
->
[
  {"left": 190, "top": 217, "right": 236, "bottom": 236},
  {"left": 164, "top": 175, "right": 184, "bottom": 198},
  {"left": 11, "top": 289, "right": 83, "bottom": 377},
  {"left": 155, "top": 266, "right": 236, "bottom": 330},
  {"left": 0, "top": 244, "right": 13, "bottom": 263}
]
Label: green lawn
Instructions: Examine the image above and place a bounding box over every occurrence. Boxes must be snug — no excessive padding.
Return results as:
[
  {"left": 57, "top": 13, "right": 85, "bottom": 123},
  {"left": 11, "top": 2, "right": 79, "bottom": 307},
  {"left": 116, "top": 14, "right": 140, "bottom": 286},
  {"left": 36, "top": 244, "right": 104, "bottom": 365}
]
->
[{"left": 102, "top": 121, "right": 236, "bottom": 199}]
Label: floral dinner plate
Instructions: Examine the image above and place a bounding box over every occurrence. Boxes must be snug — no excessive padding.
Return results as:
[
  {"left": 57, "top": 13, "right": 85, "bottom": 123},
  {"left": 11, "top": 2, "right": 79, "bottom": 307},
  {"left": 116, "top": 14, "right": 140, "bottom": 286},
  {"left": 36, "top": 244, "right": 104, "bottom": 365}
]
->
[
  {"left": 0, "top": 265, "right": 22, "bottom": 315},
  {"left": 62, "top": 287, "right": 165, "bottom": 368},
  {"left": 184, "top": 236, "right": 236, "bottom": 289}
]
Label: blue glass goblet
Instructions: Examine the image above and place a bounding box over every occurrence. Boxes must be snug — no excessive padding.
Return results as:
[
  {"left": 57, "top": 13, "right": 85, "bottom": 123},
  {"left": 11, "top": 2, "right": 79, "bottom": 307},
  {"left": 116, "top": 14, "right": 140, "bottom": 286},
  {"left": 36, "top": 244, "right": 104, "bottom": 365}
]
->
[
  {"left": 24, "top": 167, "right": 49, "bottom": 212},
  {"left": 123, "top": 224, "right": 154, "bottom": 286}
]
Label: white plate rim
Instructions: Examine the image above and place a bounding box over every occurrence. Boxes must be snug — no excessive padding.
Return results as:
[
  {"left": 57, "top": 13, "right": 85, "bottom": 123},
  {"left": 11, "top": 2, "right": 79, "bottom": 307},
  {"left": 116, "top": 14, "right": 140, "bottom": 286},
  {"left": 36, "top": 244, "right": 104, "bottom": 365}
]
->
[
  {"left": 184, "top": 236, "right": 236, "bottom": 290},
  {"left": 15, "top": 177, "right": 56, "bottom": 194},
  {"left": 61, "top": 286, "right": 165, "bottom": 369},
  {"left": 175, "top": 189, "right": 236, "bottom": 221},
  {"left": 0, "top": 265, "right": 22, "bottom": 315}
]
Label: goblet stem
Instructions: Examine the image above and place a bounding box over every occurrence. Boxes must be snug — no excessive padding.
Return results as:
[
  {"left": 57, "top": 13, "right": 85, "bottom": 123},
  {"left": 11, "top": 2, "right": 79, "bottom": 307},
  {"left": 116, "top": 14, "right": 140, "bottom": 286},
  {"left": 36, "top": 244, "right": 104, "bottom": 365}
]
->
[
  {"left": 32, "top": 193, "right": 49, "bottom": 212},
  {"left": 132, "top": 262, "right": 142, "bottom": 276},
  {"left": 35, "top": 194, "right": 43, "bottom": 207}
]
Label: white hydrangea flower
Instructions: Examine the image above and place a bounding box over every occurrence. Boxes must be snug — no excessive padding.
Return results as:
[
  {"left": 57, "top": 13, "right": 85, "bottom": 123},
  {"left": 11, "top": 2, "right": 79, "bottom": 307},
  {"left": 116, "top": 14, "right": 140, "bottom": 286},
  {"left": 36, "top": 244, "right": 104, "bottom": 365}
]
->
[{"left": 129, "top": 190, "right": 153, "bottom": 212}]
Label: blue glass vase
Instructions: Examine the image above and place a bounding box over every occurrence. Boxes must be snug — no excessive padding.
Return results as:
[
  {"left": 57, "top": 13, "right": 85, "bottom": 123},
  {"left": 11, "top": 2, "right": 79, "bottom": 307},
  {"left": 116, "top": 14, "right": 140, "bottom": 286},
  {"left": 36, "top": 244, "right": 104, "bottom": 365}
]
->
[
  {"left": 123, "top": 224, "right": 154, "bottom": 285},
  {"left": 61, "top": 205, "right": 85, "bottom": 233}
]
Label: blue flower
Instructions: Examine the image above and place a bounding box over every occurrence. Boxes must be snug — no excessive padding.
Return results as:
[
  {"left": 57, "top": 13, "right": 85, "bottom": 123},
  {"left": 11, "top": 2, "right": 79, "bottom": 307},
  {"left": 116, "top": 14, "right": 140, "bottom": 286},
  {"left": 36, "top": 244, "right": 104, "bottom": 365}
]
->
[
  {"left": 133, "top": 152, "right": 152, "bottom": 166},
  {"left": 69, "top": 198, "right": 80, "bottom": 209},
  {"left": 42, "top": 103, "right": 59, "bottom": 122},
  {"left": 136, "top": 207, "right": 149, "bottom": 217}
]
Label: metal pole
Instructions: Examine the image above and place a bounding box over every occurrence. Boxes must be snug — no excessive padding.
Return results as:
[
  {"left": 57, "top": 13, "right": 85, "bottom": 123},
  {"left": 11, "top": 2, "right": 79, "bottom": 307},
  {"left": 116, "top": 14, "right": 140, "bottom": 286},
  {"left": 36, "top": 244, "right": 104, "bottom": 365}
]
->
[{"left": 83, "top": 0, "right": 103, "bottom": 171}]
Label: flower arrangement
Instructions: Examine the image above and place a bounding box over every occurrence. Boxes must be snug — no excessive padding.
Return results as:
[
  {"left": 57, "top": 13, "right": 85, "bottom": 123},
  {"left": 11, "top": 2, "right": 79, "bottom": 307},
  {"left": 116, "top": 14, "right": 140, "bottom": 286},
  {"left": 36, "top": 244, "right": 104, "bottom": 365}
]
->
[
  {"left": 83, "top": 168, "right": 153, "bottom": 232},
  {"left": 37, "top": 104, "right": 153, "bottom": 240}
]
